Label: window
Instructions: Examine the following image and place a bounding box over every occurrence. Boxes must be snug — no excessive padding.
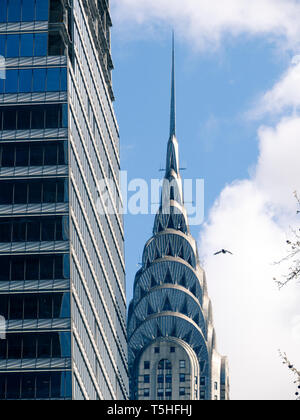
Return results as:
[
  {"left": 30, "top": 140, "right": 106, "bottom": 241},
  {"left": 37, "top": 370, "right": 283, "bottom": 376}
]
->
[
  {"left": 180, "top": 374, "right": 186, "bottom": 383},
  {"left": 144, "top": 375, "right": 150, "bottom": 384},
  {"left": 0, "top": 179, "right": 67, "bottom": 205},
  {"left": 0, "top": 0, "right": 49, "bottom": 24},
  {"left": 200, "top": 391, "right": 205, "bottom": 400},
  {"left": 214, "top": 382, "right": 218, "bottom": 390},
  {"left": 0, "top": 372, "right": 71, "bottom": 400},
  {"left": 157, "top": 389, "right": 164, "bottom": 398},
  {"left": 144, "top": 361, "right": 150, "bottom": 370},
  {"left": 0, "top": 33, "right": 48, "bottom": 59},
  {"left": 144, "top": 389, "right": 150, "bottom": 398},
  {"left": 0, "top": 104, "right": 68, "bottom": 131},
  {"left": 49, "top": 0, "right": 64, "bottom": 23},
  {"left": 180, "top": 388, "right": 186, "bottom": 396},
  {"left": 165, "top": 374, "right": 172, "bottom": 384},
  {"left": 200, "top": 376, "right": 206, "bottom": 386},
  {"left": 48, "top": 32, "right": 65, "bottom": 56},
  {"left": 0, "top": 254, "right": 69, "bottom": 282},
  {"left": 165, "top": 389, "right": 172, "bottom": 398},
  {"left": 179, "top": 360, "right": 186, "bottom": 369},
  {"left": 0, "top": 293, "right": 70, "bottom": 320},
  {"left": 170, "top": 347, "right": 175, "bottom": 353},
  {"left": 157, "top": 360, "right": 172, "bottom": 400},
  {"left": 157, "top": 374, "right": 164, "bottom": 384},
  {"left": 154, "top": 347, "right": 160, "bottom": 354}
]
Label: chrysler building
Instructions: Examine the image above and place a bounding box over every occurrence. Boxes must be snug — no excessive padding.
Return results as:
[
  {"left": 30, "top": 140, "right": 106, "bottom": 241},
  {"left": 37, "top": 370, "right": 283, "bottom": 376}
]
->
[{"left": 127, "top": 37, "right": 229, "bottom": 401}]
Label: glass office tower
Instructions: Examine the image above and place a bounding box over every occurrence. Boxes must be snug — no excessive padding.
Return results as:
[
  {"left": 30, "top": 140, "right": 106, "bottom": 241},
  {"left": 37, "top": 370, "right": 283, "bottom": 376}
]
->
[{"left": 0, "top": 0, "right": 128, "bottom": 400}]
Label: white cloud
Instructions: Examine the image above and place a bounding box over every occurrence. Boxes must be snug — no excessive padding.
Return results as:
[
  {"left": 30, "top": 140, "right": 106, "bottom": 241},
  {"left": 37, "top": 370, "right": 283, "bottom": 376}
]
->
[
  {"left": 254, "top": 61, "right": 300, "bottom": 117},
  {"left": 199, "top": 116, "right": 300, "bottom": 400},
  {"left": 111, "top": 0, "right": 300, "bottom": 50}
]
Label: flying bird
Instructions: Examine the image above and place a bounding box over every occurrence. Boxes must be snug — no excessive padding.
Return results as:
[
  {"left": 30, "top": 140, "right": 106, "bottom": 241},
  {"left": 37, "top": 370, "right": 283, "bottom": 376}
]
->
[{"left": 214, "top": 249, "right": 233, "bottom": 256}]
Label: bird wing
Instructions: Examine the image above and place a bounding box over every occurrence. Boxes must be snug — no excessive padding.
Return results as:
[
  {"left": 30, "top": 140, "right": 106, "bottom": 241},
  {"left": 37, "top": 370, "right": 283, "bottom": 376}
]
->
[{"left": 214, "top": 251, "right": 222, "bottom": 255}]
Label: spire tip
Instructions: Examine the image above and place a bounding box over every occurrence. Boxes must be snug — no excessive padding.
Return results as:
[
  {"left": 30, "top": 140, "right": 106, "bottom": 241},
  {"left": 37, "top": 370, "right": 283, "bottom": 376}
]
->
[{"left": 170, "top": 32, "right": 176, "bottom": 138}]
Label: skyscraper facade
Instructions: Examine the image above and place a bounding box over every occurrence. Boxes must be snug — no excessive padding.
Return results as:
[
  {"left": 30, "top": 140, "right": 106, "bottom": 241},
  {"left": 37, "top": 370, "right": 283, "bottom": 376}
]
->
[
  {"left": 0, "top": 0, "right": 128, "bottom": 400},
  {"left": 128, "top": 41, "right": 230, "bottom": 401}
]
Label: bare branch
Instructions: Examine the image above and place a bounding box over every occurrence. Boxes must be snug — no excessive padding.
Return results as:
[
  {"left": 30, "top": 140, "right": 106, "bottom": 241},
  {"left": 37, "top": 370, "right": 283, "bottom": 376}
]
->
[{"left": 279, "top": 350, "right": 300, "bottom": 400}]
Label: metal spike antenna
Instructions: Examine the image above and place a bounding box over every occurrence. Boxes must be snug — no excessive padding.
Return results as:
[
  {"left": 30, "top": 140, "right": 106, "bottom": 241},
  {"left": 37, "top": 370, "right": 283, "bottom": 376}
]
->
[{"left": 170, "top": 31, "right": 176, "bottom": 138}]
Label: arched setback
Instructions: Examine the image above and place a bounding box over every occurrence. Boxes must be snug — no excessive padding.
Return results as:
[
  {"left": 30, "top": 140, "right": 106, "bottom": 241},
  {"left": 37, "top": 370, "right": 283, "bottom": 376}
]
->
[{"left": 136, "top": 338, "right": 201, "bottom": 401}]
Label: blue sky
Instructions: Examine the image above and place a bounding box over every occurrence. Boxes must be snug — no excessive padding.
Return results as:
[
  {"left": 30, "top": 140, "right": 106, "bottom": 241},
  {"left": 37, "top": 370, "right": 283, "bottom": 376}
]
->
[{"left": 110, "top": 0, "right": 300, "bottom": 400}]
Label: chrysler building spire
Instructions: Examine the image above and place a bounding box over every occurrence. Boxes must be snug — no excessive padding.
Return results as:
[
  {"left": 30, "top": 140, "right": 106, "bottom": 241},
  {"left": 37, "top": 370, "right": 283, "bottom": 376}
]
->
[
  {"left": 127, "top": 36, "right": 230, "bottom": 401},
  {"left": 170, "top": 31, "right": 176, "bottom": 138}
]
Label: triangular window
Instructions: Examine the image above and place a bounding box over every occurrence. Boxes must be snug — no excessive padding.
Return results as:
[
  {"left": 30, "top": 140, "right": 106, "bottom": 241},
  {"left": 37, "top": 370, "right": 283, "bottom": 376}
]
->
[
  {"left": 148, "top": 304, "right": 155, "bottom": 316},
  {"left": 181, "top": 299, "right": 188, "bottom": 316},
  {"left": 179, "top": 274, "right": 186, "bottom": 288},
  {"left": 151, "top": 275, "right": 157, "bottom": 288},
  {"left": 163, "top": 296, "right": 172, "bottom": 312},
  {"left": 164, "top": 269, "right": 173, "bottom": 284}
]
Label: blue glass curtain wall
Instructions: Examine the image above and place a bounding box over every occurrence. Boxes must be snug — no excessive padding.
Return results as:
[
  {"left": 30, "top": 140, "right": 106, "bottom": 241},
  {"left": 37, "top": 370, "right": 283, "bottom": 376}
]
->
[
  {"left": 0, "top": 33, "right": 48, "bottom": 58},
  {"left": 0, "top": 67, "right": 67, "bottom": 94},
  {"left": 0, "top": 0, "right": 49, "bottom": 23},
  {"left": 0, "top": 141, "right": 68, "bottom": 167},
  {"left": 0, "top": 254, "right": 70, "bottom": 281}
]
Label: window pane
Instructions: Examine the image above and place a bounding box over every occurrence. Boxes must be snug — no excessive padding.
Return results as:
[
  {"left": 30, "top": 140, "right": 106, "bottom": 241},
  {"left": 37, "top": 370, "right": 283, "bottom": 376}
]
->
[
  {"left": 19, "top": 69, "right": 32, "bottom": 92},
  {"left": 23, "top": 334, "right": 37, "bottom": 358},
  {"left": 37, "top": 335, "right": 51, "bottom": 358},
  {"left": 60, "top": 68, "right": 67, "bottom": 90},
  {"left": 25, "top": 256, "right": 39, "bottom": 280},
  {"left": 46, "top": 106, "right": 59, "bottom": 128},
  {"left": 5, "top": 70, "right": 18, "bottom": 93},
  {"left": 47, "top": 68, "right": 60, "bottom": 91},
  {"left": 30, "top": 144, "right": 43, "bottom": 166},
  {"left": 36, "top": 374, "right": 50, "bottom": 398},
  {"left": 41, "top": 218, "right": 55, "bottom": 241},
  {"left": 12, "top": 219, "right": 26, "bottom": 241},
  {"left": 0, "top": 1, "right": 7, "bottom": 23},
  {"left": 3, "top": 109, "right": 16, "bottom": 130},
  {"left": 44, "top": 142, "right": 57, "bottom": 165},
  {"left": 28, "top": 181, "right": 42, "bottom": 203},
  {"left": 8, "top": 0, "right": 21, "bottom": 22},
  {"left": 8, "top": 335, "right": 22, "bottom": 359},
  {"left": 15, "top": 143, "right": 30, "bottom": 166},
  {"left": 24, "top": 294, "right": 38, "bottom": 319},
  {"left": 17, "top": 108, "right": 31, "bottom": 130},
  {"left": 34, "top": 33, "right": 47, "bottom": 56},
  {"left": 20, "top": 33, "right": 34, "bottom": 57},
  {"left": 27, "top": 219, "right": 40, "bottom": 241},
  {"left": 31, "top": 108, "right": 45, "bottom": 129},
  {"left": 21, "top": 374, "right": 35, "bottom": 399},
  {"left": 2, "top": 143, "right": 15, "bottom": 166},
  {"left": 39, "top": 294, "right": 52, "bottom": 317},
  {"left": 7, "top": 374, "right": 21, "bottom": 399},
  {"left": 9, "top": 294, "right": 23, "bottom": 318},
  {"left": 14, "top": 182, "right": 27, "bottom": 204},
  {"left": 36, "top": 0, "right": 49, "bottom": 21},
  {"left": 40, "top": 256, "right": 54, "bottom": 280},
  {"left": 33, "top": 68, "right": 46, "bottom": 92},
  {"left": 6, "top": 34, "right": 19, "bottom": 57},
  {"left": 0, "top": 220, "right": 11, "bottom": 241},
  {"left": 0, "top": 258, "right": 10, "bottom": 280},
  {"left": 0, "top": 182, "right": 13, "bottom": 204},
  {"left": 43, "top": 180, "right": 56, "bottom": 203},
  {"left": 22, "top": 0, "right": 35, "bottom": 21}
]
